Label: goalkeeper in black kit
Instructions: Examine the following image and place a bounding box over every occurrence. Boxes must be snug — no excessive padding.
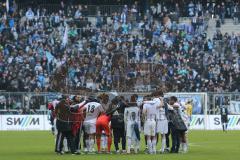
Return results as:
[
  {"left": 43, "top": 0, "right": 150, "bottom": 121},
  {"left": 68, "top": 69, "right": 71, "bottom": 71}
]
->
[{"left": 220, "top": 106, "right": 228, "bottom": 132}]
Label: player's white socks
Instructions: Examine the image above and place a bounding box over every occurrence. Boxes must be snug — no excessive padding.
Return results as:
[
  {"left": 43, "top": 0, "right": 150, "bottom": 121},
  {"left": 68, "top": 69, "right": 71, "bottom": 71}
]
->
[
  {"left": 63, "top": 138, "right": 68, "bottom": 152},
  {"left": 152, "top": 138, "right": 157, "bottom": 154},
  {"left": 101, "top": 135, "right": 107, "bottom": 150},
  {"left": 180, "top": 142, "right": 183, "bottom": 151},
  {"left": 183, "top": 143, "right": 188, "bottom": 153},
  {"left": 147, "top": 139, "right": 152, "bottom": 154},
  {"left": 134, "top": 140, "right": 140, "bottom": 153},
  {"left": 161, "top": 136, "right": 166, "bottom": 152},
  {"left": 89, "top": 139, "right": 95, "bottom": 152},
  {"left": 86, "top": 139, "right": 90, "bottom": 152},
  {"left": 127, "top": 138, "right": 132, "bottom": 153}
]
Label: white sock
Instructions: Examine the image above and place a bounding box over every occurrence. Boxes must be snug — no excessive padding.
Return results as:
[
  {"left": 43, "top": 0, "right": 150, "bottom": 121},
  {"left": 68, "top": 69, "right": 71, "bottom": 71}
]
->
[
  {"left": 86, "top": 139, "right": 90, "bottom": 151},
  {"left": 134, "top": 140, "right": 140, "bottom": 153},
  {"left": 101, "top": 135, "right": 106, "bottom": 149},
  {"left": 89, "top": 139, "right": 94, "bottom": 152},
  {"left": 161, "top": 135, "right": 166, "bottom": 152},
  {"left": 147, "top": 139, "right": 152, "bottom": 154},
  {"left": 183, "top": 143, "right": 188, "bottom": 152},
  {"left": 185, "top": 133, "right": 189, "bottom": 148},
  {"left": 127, "top": 138, "right": 132, "bottom": 153},
  {"left": 152, "top": 138, "right": 156, "bottom": 154},
  {"left": 63, "top": 138, "right": 68, "bottom": 152},
  {"left": 180, "top": 142, "right": 183, "bottom": 151}
]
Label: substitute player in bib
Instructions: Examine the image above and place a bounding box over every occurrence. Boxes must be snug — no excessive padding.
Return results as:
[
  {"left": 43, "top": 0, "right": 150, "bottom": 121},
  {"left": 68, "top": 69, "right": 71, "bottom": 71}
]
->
[
  {"left": 82, "top": 96, "right": 104, "bottom": 154},
  {"left": 124, "top": 94, "right": 141, "bottom": 154}
]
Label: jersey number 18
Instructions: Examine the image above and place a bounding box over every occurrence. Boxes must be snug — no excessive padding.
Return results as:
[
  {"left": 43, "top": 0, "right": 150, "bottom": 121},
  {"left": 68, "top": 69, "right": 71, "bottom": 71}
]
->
[{"left": 87, "top": 105, "right": 95, "bottom": 113}]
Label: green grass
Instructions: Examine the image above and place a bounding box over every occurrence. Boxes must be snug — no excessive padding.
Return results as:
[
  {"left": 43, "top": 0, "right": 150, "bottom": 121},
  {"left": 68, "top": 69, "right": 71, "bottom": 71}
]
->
[{"left": 0, "top": 130, "right": 240, "bottom": 160}]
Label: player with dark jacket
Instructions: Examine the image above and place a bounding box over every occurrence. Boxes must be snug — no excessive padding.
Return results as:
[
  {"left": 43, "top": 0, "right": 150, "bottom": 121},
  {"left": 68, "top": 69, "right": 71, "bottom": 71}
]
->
[
  {"left": 110, "top": 96, "right": 127, "bottom": 153},
  {"left": 55, "top": 98, "right": 77, "bottom": 155},
  {"left": 168, "top": 96, "right": 187, "bottom": 153}
]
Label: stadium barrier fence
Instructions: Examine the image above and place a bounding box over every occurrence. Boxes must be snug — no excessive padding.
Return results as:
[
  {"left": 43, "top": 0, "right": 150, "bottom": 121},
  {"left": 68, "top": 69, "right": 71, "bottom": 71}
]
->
[
  {"left": 1, "top": 114, "right": 240, "bottom": 131},
  {"left": 17, "top": 4, "right": 124, "bottom": 16},
  {"left": 0, "top": 92, "right": 240, "bottom": 130}
]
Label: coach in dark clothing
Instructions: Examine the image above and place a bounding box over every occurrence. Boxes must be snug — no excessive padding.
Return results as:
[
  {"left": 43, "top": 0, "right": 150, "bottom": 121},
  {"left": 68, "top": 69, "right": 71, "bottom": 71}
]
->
[
  {"left": 55, "top": 100, "right": 76, "bottom": 154},
  {"left": 168, "top": 96, "right": 187, "bottom": 153},
  {"left": 110, "top": 96, "right": 127, "bottom": 153}
]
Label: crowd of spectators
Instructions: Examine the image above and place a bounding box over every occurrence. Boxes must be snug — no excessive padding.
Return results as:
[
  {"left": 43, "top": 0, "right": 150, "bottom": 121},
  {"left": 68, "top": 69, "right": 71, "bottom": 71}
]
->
[{"left": 0, "top": 0, "right": 240, "bottom": 96}]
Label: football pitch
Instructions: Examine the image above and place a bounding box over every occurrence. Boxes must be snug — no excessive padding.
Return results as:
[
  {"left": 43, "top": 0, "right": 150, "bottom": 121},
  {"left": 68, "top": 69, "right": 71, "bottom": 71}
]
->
[{"left": 0, "top": 130, "right": 240, "bottom": 160}]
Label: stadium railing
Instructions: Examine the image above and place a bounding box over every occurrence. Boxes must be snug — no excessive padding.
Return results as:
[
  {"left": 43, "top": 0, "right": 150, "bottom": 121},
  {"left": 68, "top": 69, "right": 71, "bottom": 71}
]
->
[
  {"left": 0, "top": 92, "right": 239, "bottom": 115},
  {"left": 17, "top": 4, "right": 124, "bottom": 16},
  {"left": 0, "top": 92, "right": 240, "bottom": 130}
]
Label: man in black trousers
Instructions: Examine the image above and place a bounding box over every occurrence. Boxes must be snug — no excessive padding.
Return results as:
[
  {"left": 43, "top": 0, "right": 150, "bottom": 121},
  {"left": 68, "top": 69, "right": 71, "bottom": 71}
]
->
[
  {"left": 168, "top": 96, "right": 187, "bottom": 153},
  {"left": 111, "top": 96, "right": 127, "bottom": 153},
  {"left": 220, "top": 105, "right": 228, "bottom": 132},
  {"left": 55, "top": 98, "right": 76, "bottom": 155}
]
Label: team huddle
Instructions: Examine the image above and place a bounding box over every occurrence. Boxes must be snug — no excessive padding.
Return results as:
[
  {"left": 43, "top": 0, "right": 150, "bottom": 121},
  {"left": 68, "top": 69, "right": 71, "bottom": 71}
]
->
[{"left": 48, "top": 91, "right": 192, "bottom": 155}]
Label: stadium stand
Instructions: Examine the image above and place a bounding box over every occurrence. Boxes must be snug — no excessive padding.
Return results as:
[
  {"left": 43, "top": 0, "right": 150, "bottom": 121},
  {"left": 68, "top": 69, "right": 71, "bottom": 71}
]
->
[{"left": 0, "top": 0, "right": 239, "bottom": 94}]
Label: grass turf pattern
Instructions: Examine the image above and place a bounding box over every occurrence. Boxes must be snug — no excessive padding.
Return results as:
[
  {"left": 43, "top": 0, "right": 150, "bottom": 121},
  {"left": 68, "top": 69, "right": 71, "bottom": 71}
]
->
[{"left": 0, "top": 130, "right": 240, "bottom": 160}]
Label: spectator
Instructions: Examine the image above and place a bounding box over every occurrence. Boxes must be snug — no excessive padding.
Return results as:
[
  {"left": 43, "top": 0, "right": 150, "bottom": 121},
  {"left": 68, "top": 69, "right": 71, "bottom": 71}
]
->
[
  {"left": 25, "top": 8, "right": 34, "bottom": 20},
  {"left": 0, "top": 1, "right": 239, "bottom": 94}
]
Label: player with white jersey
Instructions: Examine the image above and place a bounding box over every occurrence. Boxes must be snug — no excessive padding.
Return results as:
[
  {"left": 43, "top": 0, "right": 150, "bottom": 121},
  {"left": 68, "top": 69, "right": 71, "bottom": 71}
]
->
[
  {"left": 124, "top": 94, "right": 141, "bottom": 154},
  {"left": 50, "top": 99, "right": 60, "bottom": 135},
  {"left": 147, "top": 91, "right": 167, "bottom": 153},
  {"left": 153, "top": 91, "right": 169, "bottom": 153},
  {"left": 179, "top": 103, "right": 189, "bottom": 153},
  {"left": 83, "top": 98, "right": 104, "bottom": 153},
  {"left": 157, "top": 105, "right": 169, "bottom": 153},
  {"left": 142, "top": 97, "right": 158, "bottom": 154},
  {"left": 145, "top": 91, "right": 168, "bottom": 153}
]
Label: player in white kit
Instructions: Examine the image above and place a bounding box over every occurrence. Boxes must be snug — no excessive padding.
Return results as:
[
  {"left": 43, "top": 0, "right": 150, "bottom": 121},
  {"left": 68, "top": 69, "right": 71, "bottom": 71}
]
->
[
  {"left": 51, "top": 99, "right": 60, "bottom": 136},
  {"left": 152, "top": 91, "right": 169, "bottom": 153},
  {"left": 142, "top": 96, "right": 158, "bottom": 154},
  {"left": 179, "top": 102, "right": 189, "bottom": 153},
  {"left": 145, "top": 91, "right": 167, "bottom": 153},
  {"left": 124, "top": 94, "right": 141, "bottom": 154},
  {"left": 82, "top": 97, "right": 104, "bottom": 153},
  {"left": 157, "top": 103, "right": 169, "bottom": 153}
]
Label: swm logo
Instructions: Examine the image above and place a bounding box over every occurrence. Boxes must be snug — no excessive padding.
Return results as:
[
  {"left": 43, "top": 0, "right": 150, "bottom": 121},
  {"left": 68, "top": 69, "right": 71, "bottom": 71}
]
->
[
  {"left": 214, "top": 116, "right": 240, "bottom": 127},
  {"left": 190, "top": 116, "right": 204, "bottom": 126},
  {"left": 6, "top": 116, "right": 40, "bottom": 127}
]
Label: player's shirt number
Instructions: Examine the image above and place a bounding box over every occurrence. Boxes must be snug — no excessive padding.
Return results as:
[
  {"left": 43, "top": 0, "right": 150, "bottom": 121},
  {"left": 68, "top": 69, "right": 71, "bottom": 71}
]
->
[{"left": 87, "top": 105, "right": 95, "bottom": 113}]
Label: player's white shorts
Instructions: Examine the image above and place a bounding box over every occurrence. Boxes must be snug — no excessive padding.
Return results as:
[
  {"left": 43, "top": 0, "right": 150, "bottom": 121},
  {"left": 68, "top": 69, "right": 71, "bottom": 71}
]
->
[
  {"left": 126, "top": 121, "right": 138, "bottom": 138},
  {"left": 156, "top": 119, "right": 168, "bottom": 134},
  {"left": 83, "top": 121, "right": 96, "bottom": 134},
  {"left": 144, "top": 119, "right": 156, "bottom": 136}
]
